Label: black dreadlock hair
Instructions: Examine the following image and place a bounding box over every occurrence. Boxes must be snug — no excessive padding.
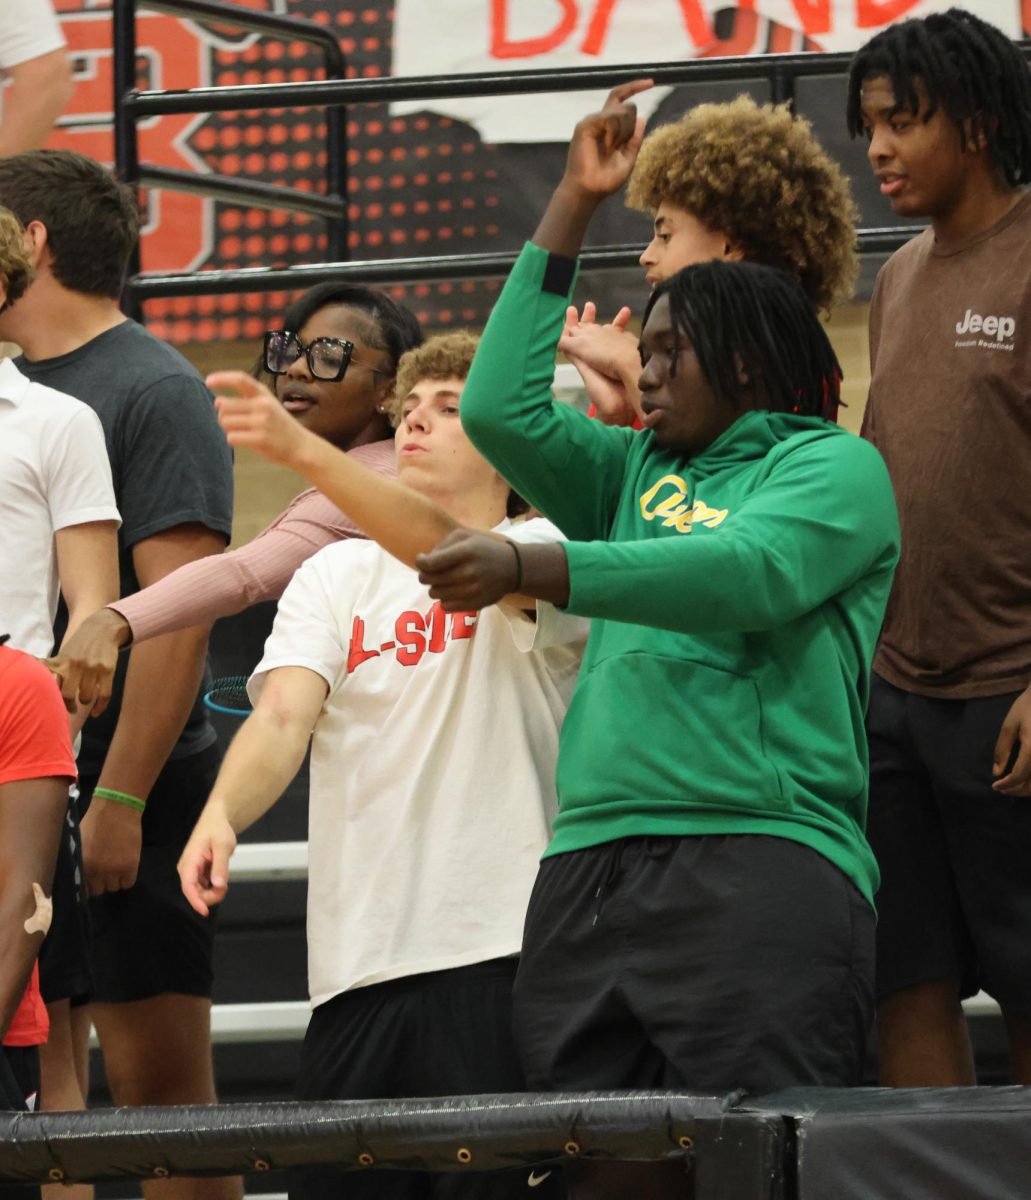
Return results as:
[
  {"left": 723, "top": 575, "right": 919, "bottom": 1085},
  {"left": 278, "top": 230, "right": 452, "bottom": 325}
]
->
[
  {"left": 642, "top": 260, "right": 842, "bottom": 422},
  {"left": 846, "top": 8, "right": 1031, "bottom": 186}
]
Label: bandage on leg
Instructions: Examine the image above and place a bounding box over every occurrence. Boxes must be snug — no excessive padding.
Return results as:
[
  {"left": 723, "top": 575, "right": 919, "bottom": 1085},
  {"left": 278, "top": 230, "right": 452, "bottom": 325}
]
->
[{"left": 24, "top": 882, "right": 53, "bottom": 935}]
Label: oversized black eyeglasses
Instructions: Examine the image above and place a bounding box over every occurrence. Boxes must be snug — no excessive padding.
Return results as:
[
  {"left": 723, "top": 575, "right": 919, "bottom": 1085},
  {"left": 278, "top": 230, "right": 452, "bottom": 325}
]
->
[{"left": 263, "top": 330, "right": 388, "bottom": 382}]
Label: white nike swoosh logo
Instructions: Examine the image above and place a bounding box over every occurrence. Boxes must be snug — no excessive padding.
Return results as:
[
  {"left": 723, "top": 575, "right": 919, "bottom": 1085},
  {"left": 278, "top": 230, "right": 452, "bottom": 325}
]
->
[{"left": 527, "top": 1170, "right": 552, "bottom": 1187}]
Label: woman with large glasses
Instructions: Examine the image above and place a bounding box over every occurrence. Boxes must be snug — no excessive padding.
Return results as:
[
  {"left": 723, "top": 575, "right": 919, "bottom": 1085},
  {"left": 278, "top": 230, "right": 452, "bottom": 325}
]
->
[{"left": 46, "top": 283, "right": 422, "bottom": 711}]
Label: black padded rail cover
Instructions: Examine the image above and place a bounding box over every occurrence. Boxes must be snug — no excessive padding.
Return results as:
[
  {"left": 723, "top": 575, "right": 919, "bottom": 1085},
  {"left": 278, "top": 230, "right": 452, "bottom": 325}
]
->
[
  {"left": 752, "top": 1086, "right": 1031, "bottom": 1200},
  {"left": 0, "top": 1090, "right": 783, "bottom": 1198}
]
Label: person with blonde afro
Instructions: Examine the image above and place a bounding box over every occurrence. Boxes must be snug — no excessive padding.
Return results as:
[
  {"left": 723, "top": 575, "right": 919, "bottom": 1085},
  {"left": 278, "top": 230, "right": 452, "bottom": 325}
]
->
[{"left": 560, "top": 91, "right": 858, "bottom": 425}]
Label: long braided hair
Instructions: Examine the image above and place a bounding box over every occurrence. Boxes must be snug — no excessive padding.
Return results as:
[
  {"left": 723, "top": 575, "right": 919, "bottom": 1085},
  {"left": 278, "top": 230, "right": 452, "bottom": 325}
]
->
[
  {"left": 846, "top": 8, "right": 1031, "bottom": 186},
  {"left": 643, "top": 261, "right": 843, "bottom": 422}
]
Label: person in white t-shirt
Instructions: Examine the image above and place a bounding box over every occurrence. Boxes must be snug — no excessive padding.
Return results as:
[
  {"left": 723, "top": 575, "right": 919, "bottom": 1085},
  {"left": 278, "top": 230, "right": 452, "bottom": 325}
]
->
[
  {"left": 0, "top": 201, "right": 119, "bottom": 666},
  {"left": 0, "top": 203, "right": 117, "bottom": 1200},
  {"left": 0, "top": 1, "right": 73, "bottom": 158},
  {"left": 179, "top": 333, "right": 579, "bottom": 1200}
]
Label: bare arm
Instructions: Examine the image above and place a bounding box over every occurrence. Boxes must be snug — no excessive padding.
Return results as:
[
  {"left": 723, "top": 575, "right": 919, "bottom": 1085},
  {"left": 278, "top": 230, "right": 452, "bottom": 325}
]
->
[
  {"left": 55, "top": 521, "right": 121, "bottom": 641},
  {"left": 54, "top": 520, "right": 120, "bottom": 735},
  {"left": 178, "top": 666, "right": 328, "bottom": 916},
  {"left": 80, "top": 522, "right": 227, "bottom": 896},
  {"left": 210, "top": 372, "right": 460, "bottom": 567},
  {"left": 0, "top": 49, "right": 74, "bottom": 156},
  {"left": 0, "top": 777, "right": 67, "bottom": 1039},
  {"left": 45, "top": 497, "right": 350, "bottom": 715}
]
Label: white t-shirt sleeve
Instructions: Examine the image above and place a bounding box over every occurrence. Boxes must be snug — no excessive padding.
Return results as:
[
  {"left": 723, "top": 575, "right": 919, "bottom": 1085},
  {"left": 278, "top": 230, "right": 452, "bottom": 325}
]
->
[
  {"left": 0, "top": 0, "right": 66, "bottom": 69},
  {"left": 248, "top": 550, "right": 350, "bottom": 704},
  {"left": 501, "top": 517, "right": 590, "bottom": 653},
  {"left": 42, "top": 404, "right": 121, "bottom": 532}
]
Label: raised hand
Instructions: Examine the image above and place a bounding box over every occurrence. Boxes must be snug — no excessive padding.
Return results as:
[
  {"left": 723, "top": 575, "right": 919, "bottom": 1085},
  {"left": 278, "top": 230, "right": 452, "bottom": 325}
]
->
[
  {"left": 534, "top": 79, "right": 653, "bottom": 259},
  {"left": 559, "top": 303, "right": 637, "bottom": 374},
  {"left": 208, "top": 370, "right": 312, "bottom": 469},
  {"left": 560, "top": 302, "right": 643, "bottom": 424},
  {"left": 561, "top": 79, "right": 654, "bottom": 201}
]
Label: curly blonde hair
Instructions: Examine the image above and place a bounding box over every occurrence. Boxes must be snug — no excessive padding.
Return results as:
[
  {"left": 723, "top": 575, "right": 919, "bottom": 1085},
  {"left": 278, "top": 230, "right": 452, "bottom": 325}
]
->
[
  {"left": 0, "top": 206, "right": 34, "bottom": 306},
  {"left": 626, "top": 96, "right": 858, "bottom": 311},
  {"left": 387, "top": 330, "right": 479, "bottom": 425}
]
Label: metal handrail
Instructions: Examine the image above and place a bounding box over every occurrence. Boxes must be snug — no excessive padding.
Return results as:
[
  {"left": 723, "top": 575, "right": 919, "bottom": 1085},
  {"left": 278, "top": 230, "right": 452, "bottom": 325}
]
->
[
  {"left": 113, "top": 0, "right": 349, "bottom": 291},
  {"left": 122, "top": 49, "right": 871, "bottom": 115},
  {"left": 138, "top": 165, "right": 346, "bottom": 220},
  {"left": 126, "top": 227, "right": 922, "bottom": 303},
  {"left": 123, "top": 42, "right": 1031, "bottom": 117},
  {"left": 199, "top": 991, "right": 1003, "bottom": 1044},
  {"left": 115, "top": 29, "right": 1029, "bottom": 309},
  {"left": 139, "top": 0, "right": 344, "bottom": 75}
]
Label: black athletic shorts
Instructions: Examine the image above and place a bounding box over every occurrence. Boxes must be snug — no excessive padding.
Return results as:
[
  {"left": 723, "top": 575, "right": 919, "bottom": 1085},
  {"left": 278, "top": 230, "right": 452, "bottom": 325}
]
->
[
  {"left": 84, "top": 743, "right": 221, "bottom": 1004},
  {"left": 293, "top": 958, "right": 564, "bottom": 1200},
  {"left": 0, "top": 1046, "right": 41, "bottom": 1200},
  {"left": 38, "top": 788, "right": 93, "bottom": 1005},
  {"left": 513, "top": 834, "right": 874, "bottom": 1097},
  {"left": 866, "top": 674, "right": 1031, "bottom": 1007}
]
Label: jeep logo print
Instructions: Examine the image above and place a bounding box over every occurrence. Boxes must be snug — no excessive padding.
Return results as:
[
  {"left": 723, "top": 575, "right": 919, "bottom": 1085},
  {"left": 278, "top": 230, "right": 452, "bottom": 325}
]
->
[{"left": 955, "top": 309, "right": 1017, "bottom": 341}]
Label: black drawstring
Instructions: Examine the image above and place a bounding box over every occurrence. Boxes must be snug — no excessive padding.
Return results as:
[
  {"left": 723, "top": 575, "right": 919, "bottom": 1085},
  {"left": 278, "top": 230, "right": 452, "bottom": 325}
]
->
[
  {"left": 592, "top": 838, "right": 675, "bottom": 927},
  {"left": 592, "top": 844, "right": 633, "bottom": 926},
  {"left": 592, "top": 845, "right": 624, "bottom": 927}
]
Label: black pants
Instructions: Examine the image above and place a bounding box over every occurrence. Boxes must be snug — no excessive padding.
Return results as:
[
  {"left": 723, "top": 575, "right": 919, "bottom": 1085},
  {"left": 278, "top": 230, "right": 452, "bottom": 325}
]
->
[
  {"left": 0, "top": 1046, "right": 41, "bottom": 1200},
  {"left": 40, "top": 745, "right": 222, "bottom": 1005},
  {"left": 867, "top": 675, "right": 1031, "bottom": 1004},
  {"left": 514, "top": 834, "right": 874, "bottom": 1096},
  {"left": 87, "top": 744, "right": 221, "bottom": 1003},
  {"left": 292, "top": 958, "right": 563, "bottom": 1200}
]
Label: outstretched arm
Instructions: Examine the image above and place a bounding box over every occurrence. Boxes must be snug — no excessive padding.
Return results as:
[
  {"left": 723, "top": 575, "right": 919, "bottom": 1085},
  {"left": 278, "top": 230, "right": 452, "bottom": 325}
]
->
[
  {"left": 45, "top": 441, "right": 394, "bottom": 715},
  {"left": 417, "top": 531, "right": 571, "bottom": 612},
  {"left": 178, "top": 664, "right": 327, "bottom": 916},
  {"left": 210, "top": 371, "right": 461, "bottom": 567},
  {"left": 419, "top": 436, "right": 900, "bottom": 633},
  {"left": 44, "top": 484, "right": 378, "bottom": 716}
]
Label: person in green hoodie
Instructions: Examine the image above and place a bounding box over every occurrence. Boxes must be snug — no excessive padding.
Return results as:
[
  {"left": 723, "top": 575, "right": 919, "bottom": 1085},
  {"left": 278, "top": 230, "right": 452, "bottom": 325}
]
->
[{"left": 415, "top": 82, "right": 901, "bottom": 1199}]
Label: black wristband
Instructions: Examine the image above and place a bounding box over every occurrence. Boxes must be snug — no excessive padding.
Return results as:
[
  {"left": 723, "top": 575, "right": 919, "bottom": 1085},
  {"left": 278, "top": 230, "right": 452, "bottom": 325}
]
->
[{"left": 508, "top": 539, "right": 524, "bottom": 591}]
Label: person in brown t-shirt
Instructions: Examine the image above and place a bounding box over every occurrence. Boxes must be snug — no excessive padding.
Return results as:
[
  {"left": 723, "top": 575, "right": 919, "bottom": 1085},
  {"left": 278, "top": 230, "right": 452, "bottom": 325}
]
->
[{"left": 847, "top": 8, "right": 1031, "bottom": 1087}]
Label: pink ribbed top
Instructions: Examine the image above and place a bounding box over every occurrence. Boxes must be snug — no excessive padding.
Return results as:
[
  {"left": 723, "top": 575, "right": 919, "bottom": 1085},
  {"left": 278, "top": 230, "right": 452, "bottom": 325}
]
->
[{"left": 111, "top": 439, "right": 396, "bottom": 642}]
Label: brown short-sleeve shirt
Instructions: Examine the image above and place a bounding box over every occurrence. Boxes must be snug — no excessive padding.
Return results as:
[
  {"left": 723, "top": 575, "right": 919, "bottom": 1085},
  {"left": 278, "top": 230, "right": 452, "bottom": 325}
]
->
[{"left": 863, "top": 192, "right": 1031, "bottom": 699}]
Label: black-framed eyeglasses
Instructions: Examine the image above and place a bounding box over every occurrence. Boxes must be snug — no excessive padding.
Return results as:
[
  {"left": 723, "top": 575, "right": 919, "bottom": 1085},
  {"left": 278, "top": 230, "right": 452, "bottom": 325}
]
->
[{"left": 263, "top": 330, "right": 388, "bottom": 383}]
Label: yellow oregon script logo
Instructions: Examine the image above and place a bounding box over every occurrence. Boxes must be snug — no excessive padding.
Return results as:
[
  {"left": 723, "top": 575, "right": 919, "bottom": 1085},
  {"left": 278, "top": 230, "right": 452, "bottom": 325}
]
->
[{"left": 639, "top": 474, "right": 728, "bottom": 534}]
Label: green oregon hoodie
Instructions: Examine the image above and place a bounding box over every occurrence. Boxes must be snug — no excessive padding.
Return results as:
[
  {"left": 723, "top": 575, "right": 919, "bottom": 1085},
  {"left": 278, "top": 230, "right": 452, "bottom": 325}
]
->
[{"left": 462, "top": 244, "right": 900, "bottom": 906}]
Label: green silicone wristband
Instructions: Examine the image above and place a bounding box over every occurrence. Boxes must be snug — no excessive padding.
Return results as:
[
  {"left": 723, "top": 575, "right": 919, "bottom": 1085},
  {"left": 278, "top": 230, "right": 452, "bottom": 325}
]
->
[{"left": 92, "top": 786, "right": 146, "bottom": 813}]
